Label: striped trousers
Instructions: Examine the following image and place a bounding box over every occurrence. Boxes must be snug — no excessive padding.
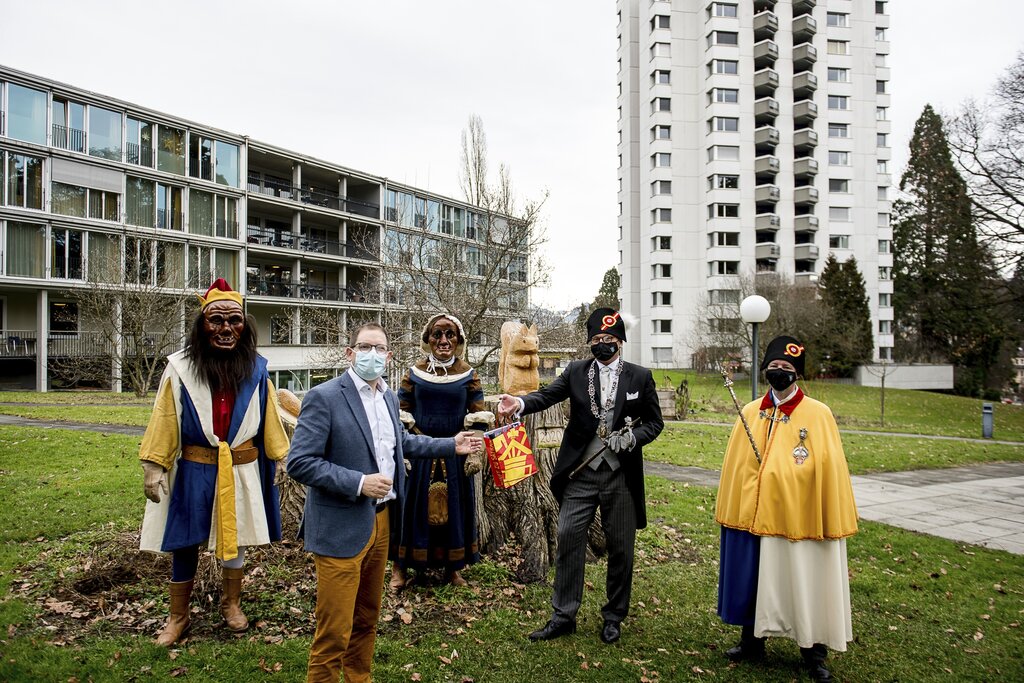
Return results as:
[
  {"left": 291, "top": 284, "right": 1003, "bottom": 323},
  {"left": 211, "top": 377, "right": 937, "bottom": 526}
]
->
[{"left": 551, "top": 462, "right": 637, "bottom": 625}]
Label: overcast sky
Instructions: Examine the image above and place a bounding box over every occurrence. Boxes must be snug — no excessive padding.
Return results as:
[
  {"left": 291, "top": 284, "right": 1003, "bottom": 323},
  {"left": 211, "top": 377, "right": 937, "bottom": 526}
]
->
[{"left": 1, "top": 1, "right": 1022, "bottom": 310}]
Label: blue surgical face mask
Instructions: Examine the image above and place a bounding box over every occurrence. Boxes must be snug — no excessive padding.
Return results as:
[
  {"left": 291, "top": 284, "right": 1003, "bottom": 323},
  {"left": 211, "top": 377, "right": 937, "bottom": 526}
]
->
[{"left": 353, "top": 350, "right": 387, "bottom": 381}]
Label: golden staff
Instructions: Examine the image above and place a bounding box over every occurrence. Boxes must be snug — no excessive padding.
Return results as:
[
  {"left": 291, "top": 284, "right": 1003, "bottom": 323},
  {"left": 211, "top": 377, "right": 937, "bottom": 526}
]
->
[{"left": 719, "top": 364, "right": 762, "bottom": 464}]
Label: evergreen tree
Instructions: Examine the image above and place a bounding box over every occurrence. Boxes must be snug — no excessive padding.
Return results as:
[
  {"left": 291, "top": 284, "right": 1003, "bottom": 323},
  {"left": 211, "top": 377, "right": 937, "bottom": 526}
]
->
[
  {"left": 593, "top": 267, "right": 621, "bottom": 310},
  {"left": 893, "top": 104, "right": 1006, "bottom": 394},
  {"left": 817, "top": 254, "right": 873, "bottom": 377}
]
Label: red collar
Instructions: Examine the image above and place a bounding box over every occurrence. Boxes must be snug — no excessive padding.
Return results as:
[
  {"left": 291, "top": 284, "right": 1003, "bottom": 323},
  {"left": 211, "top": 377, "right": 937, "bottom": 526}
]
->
[{"left": 758, "top": 386, "right": 804, "bottom": 416}]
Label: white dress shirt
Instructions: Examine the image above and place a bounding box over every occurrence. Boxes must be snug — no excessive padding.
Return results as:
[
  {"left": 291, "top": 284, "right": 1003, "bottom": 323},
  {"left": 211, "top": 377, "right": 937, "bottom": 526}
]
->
[{"left": 347, "top": 368, "right": 398, "bottom": 503}]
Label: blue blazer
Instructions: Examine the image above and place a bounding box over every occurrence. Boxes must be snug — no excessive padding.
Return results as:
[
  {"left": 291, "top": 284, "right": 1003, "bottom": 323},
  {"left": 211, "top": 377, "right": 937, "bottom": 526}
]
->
[{"left": 287, "top": 372, "right": 454, "bottom": 558}]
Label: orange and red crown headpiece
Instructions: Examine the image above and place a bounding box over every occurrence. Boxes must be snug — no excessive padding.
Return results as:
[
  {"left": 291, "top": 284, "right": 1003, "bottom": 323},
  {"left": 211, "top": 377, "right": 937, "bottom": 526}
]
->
[{"left": 197, "top": 278, "right": 243, "bottom": 309}]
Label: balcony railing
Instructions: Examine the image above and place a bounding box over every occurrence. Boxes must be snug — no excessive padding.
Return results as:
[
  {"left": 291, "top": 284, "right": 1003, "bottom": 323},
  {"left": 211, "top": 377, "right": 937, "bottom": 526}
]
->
[
  {"left": 246, "top": 280, "right": 377, "bottom": 303},
  {"left": 1, "top": 330, "right": 164, "bottom": 358},
  {"left": 52, "top": 124, "right": 86, "bottom": 153},
  {"left": 126, "top": 142, "right": 154, "bottom": 167},
  {"left": 246, "top": 225, "right": 378, "bottom": 260},
  {"left": 247, "top": 172, "right": 379, "bottom": 218}
]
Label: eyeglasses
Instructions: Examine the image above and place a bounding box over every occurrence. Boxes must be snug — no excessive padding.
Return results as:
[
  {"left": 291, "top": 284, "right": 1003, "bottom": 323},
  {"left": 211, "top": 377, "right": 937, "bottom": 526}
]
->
[
  {"left": 589, "top": 335, "right": 618, "bottom": 345},
  {"left": 205, "top": 314, "right": 245, "bottom": 328},
  {"left": 430, "top": 329, "right": 459, "bottom": 340},
  {"left": 353, "top": 342, "right": 389, "bottom": 354}
]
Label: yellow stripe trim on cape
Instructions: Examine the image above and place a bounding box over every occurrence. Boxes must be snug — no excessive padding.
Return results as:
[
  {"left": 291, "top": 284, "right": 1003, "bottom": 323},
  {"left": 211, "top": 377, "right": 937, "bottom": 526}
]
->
[{"left": 715, "top": 394, "right": 858, "bottom": 541}]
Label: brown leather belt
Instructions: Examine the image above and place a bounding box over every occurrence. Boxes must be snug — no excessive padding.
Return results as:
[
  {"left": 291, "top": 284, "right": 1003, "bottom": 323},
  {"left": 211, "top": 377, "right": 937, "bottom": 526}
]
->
[{"left": 182, "top": 439, "right": 258, "bottom": 466}]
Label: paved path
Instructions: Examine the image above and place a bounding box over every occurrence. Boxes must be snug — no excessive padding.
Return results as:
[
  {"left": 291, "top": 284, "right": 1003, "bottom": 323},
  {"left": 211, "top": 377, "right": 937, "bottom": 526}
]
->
[
  {"left": 3, "top": 414, "right": 1022, "bottom": 555},
  {"left": 647, "top": 460, "right": 1024, "bottom": 555}
]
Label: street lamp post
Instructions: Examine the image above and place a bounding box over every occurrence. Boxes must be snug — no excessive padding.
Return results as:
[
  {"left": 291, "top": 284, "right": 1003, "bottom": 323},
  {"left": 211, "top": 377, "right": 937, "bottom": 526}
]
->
[{"left": 740, "top": 295, "right": 772, "bottom": 401}]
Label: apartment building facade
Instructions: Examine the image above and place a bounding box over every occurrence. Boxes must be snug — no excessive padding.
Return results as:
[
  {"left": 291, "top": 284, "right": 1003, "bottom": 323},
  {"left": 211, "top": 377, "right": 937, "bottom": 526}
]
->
[
  {"left": 617, "top": 0, "right": 894, "bottom": 368},
  {"left": 0, "top": 66, "right": 525, "bottom": 392}
]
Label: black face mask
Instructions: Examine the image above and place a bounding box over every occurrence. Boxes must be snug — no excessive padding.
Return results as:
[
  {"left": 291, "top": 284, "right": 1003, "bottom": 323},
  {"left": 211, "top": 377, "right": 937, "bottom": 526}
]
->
[
  {"left": 765, "top": 368, "right": 797, "bottom": 392},
  {"left": 591, "top": 342, "right": 619, "bottom": 362}
]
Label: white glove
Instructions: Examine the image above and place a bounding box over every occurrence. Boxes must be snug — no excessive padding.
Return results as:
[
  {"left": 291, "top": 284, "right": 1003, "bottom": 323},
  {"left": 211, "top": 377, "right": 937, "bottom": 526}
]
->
[
  {"left": 142, "top": 461, "right": 169, "bottom": 503},
  {"left": 607, "top": 431, "right": 636, "bottom": 454}
]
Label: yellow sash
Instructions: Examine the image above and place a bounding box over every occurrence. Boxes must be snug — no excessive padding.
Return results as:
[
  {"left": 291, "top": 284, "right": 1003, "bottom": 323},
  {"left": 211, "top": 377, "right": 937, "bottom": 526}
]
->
[{"left": 215, "top": 441, "right": 239, "bottom": 561}]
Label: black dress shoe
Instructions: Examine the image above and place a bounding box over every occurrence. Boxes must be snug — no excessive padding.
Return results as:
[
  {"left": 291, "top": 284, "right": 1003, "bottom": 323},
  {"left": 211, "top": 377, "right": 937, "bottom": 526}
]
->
[
  {"left": 528, "top": 620, "right": 576, "bottom": 641},
  {"left": 806, "top": 663, "right": 833, "bottom": 682},
  {"left": 724, "top": 639, "right": 765, "bottom": 662},
  {"left": 600, "top": 620, "right": 621, "bottom": 644}
]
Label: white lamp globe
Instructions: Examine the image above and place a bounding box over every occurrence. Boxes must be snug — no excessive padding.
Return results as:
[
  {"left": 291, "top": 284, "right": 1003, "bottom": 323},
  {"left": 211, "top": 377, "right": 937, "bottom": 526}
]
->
[{"left": 740, "top": 295, "right": 771, "bottom": 324}]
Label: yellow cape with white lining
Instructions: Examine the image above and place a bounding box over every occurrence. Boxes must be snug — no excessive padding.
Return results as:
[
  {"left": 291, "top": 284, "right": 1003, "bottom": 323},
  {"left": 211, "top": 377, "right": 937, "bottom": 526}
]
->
[{"left": 715, "top": 392, "right": 858, "bottom": 541}]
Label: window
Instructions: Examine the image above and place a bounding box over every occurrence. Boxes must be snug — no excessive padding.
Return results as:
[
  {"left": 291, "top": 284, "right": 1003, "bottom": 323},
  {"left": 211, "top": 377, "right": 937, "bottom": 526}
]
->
[
  {"left": 878, "top": 239, "right": 891, "bottom": 253},
  {"left": 878, "top": 212, "right": 890, "bottom": 227},
  {"left": 709, "top": 59, "right": 738, "bottom": 75},
  {"left": 828, "top": 95, "right": 850, "bottom": 110},
  {"left": 5, "top": 222, "right": 46, "bottom": 277},
  {"left": 827, "top": 12, "right": 849, "bottom": 27},
  {"left": 51, "top": 97, "right": 86, "bottom": 152},
  {"left": 653, "top": 291, "right": 672, "bottom": 306},
  {"left": 876, "top": 1, "right": 887, "bottom": 14},
  {"left": 651, "top": 42, "right": 671, "bottom": 58},
  {"left": 708, "top": 145, "right": 740, "bottom": 161},
  {"left": 49, "top": 301, "right": 79, "bottom": 335},
  {"left": 877, "top": 133, "right": 889, "bottom": 147},
  {"left": 879, "top": 346, "right": 893, "bottom": 361},
  {"left": 709, "top": 289, "right": 740, "bottom": 305},
  {"left": 828, "top": 123, "right": 849, "bottom": 138},
  {"left": 651, "top": 180, "right": 672, "bottom": 195},
  {"left": 879, "top": 292, "right": 892, "bottom": 307},
  {"left": 709, "top": 3, "right": 737, "bottom": 18},
  {"left": 829, "top": 178, "right": 850, "bottom": 193},
  {"left": 709, "top": 116, "right": 739, "bottom": 132},
  {"left": 829, "top": 234, "right": 850, "bottom": 249},
  {"left": 652, "top": 347, "right": 673, "bottom": 363},
  {"left": 877, "top": 186, "right": 888, "bottom": 200},
  {"left": 879, "top": 320, "right": 892, "bottom": 334},
  {"left": 829, "top": 151, "right": 850, "bottom": 166},
  {"left": 708, "top": 204, "right": 740, "bottom": 219},
  {"left": 652, "top": 236, "right": 672, "bottom": 250},
  {"left": 708, "top": 174, "right": 739, "bottom": 190},
  {"left": 51, "top": 182, "right": 86, "bottom": 217},
  {"left": 50, "top": 229, "right": 83, "bottom": 280},
  {"left": 710, "top": 260, "right": 739, "bottom": 276},
  {"left": 653, "top": 319, "right": 672, "bottom": 334},
  {"left": 651, "top": 14, "right": 670, "bottom": 30},
  {"left": 216, "top": 141, "right": 241, "bottom": 187},
  {"left": 652, "top": 124, "right": 671, "bottom": 140},
  {"left": 652, "top": 69, "right": 671, "bottom": 85},
  {"left": 4, "top": 153, "right": 44, "bottom": 209},
  {"left": 7, "top": 83, "right": 47, "bottom": 145},
  {"left": 875, "top": 53, "right": 887, "bottom": 67},
  {"left": 466, "top": 211, "right": 480, "bottom": 240},
  {"left": 876, "top": 80, "right": 887, "bottom": 94},
  {"left": 216, "top": 196, "right": 238, "bottom": 238},
  {"left": 651, "top": 208, "right": 672, "bottom": 223},
  {"left": 709, "top": 231, "right": 740, "bottom": 246},
  {"left": 827, "top": 40, "right": 850, "bottom": 55},
  {"left": 708, "top": 31, "right": 739, "bottom": 47},
  {"left": 829, "top": 207, "right": 852, "bottom": 222},
  {"left": 158, "top": 183, "right": 184, "bottom": 230},
  {"left": 652, "top": 152, "right": 672, "bottom": 167},
  {"left": 88, "top": 106, "right": 122, "bottom": 161},
  {"left": 709, "top": 88, "right": 739, "bottom": 103},
  {"left": 827, "top": 67, "right": 850, "bottom": 83},
  {"left": 127, "top": 117, "right": 154, "bottom": 167},
  {"left": 878, "top": 160, "right": 889, "bottom": 173},
  {"left": 270, "top": 316, "right": 291, "bottom": 345},
  {"left": 157, "top": 125, "right": 186, "bottom": 175},
  {"left": 876, "top": 27, "right": 887, "bottom": 41},
  {"left": 878, "top": 266, "right": 891, "bottom": 280},
  {"left": 653, "top": 263, "right": 672, "bottom": 278},
  {"left": 876, "top": 106, "right": 888, "bottom": 121},
  {"left": 651, "top": 97, "right": 671, "bottom": 113},
  {"left": 709, "top": 318, "right": 740, "bottom": 334}
]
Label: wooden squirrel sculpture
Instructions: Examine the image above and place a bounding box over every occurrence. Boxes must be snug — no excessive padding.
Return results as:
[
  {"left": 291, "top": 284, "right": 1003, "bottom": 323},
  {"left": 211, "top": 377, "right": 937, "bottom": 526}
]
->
[{"left": 498, "top": 321, "right": 540, "bottom": 396}]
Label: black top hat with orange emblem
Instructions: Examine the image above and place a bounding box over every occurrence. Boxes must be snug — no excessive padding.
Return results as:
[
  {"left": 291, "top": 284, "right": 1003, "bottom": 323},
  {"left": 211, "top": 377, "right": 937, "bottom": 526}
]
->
[
  {"left": 760, "top": 335, "right": 806, "bottom": 376},
  {"left": 586, "top": 307, "right": 627, "bottom": 342}
]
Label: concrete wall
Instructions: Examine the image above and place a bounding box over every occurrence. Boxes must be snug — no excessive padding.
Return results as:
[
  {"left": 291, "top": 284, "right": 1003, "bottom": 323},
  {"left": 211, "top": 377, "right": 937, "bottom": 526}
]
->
[{"left": 855, "top": 364, "right": 954, "bottom": 390}]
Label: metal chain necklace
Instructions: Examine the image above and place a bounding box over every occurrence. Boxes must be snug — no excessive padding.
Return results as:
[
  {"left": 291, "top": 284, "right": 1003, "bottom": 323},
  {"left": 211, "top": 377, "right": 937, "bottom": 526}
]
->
[{"left": 588, "top": 359, "right": 623, "bottom": 439}]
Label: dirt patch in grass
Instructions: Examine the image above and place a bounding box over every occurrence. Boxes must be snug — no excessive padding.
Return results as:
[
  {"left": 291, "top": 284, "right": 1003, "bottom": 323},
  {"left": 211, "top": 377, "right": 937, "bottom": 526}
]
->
[{"left": 9, "top": 523, "right": 705, "bottom": 646}]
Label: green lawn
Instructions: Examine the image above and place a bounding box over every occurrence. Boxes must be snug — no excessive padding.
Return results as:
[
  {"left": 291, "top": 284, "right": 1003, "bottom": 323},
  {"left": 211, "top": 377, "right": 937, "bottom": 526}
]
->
[
  {"left": 0, "top": 391, "right": 151, "bottom": 405},
  {"left": 1, "top": 425, "right": 1022, "bottom": 681},
  {"left": 647, "top": 422, "right": 1024, "bottom": 474},
  {"left": 659, "top": 370, "right": 1024, "bottom": 441}
]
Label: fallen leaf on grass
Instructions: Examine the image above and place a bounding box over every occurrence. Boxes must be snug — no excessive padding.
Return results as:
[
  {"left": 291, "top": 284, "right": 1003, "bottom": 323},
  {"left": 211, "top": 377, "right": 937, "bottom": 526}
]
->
[
  {"left": 974, "top": 631, "right": 984, "bottom": 641},
  {"left": 169, "top": 666, "right": 188, "bottom": 677}
]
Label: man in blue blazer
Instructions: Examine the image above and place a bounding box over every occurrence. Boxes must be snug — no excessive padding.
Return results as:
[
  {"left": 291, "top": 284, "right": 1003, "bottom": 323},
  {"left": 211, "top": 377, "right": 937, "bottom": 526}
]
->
[{"left": 288, "top": 322, "right": 480, "bottom": 683}]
